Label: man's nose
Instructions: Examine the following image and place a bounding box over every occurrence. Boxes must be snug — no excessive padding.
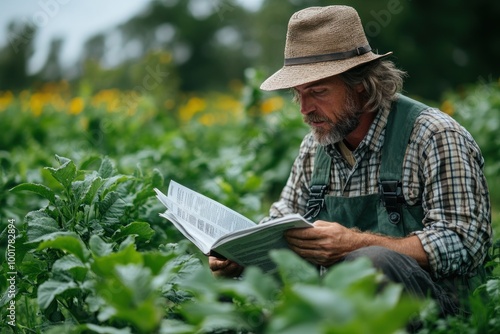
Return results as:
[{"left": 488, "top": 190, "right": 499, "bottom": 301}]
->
[{"left": 299, "top": 94, "right": 315, "bottom": 115}]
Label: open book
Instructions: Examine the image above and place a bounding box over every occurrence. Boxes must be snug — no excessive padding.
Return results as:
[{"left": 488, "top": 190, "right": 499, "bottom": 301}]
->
[{"left": 154, "top": 180, "right": 312, "bottom": 272}]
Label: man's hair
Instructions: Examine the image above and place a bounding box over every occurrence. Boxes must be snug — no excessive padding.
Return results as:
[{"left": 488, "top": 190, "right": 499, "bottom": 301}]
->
[{"left": 340, "top": 59, "right": 406, "bottom": 113}]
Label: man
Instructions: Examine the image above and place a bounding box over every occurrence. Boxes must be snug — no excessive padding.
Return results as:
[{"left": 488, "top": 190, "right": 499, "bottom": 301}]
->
[{"left": 209, "top": 5, "right": 492, "bottom": 316}]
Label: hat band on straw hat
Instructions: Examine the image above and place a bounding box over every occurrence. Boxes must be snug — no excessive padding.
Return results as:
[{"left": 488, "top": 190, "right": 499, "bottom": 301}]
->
[
  {"left": 285, "top": 44, "right": 372, "bottom": 66},
  {"left": 260, "top": 6, "right": 393, "bottom": 91}
]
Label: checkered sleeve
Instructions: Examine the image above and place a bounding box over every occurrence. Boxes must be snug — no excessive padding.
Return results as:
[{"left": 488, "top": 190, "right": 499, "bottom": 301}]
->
[{"left": 412, "top": 117, "right": 492, "bottom": 279}]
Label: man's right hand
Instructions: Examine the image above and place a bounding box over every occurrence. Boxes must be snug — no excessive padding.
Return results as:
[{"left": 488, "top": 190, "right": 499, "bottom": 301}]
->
[{"left": 208, "top": 256, "right": 244, "bottom": 277}]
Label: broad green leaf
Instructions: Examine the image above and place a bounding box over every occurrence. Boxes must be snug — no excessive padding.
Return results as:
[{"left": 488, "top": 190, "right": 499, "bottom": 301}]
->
[
  {"left": 18, "top": 254, "right": 47, "bottom": 279},
  {"left": 94, "top": 264, "right": 162, "bottom": 332},
  {"left": 55, "top": 154, "right": 71, "bottom": 165},
  {"left": 112, "top": 221, "right": 155, "bottom": 242},
  {"left": 118, "top": 235, "right": 137, "bottom": 251},
  {"left": 96, "top": 269, "right": 142, "bottom": 310},
  {"left": 25, "top": 210, "right": 60, "bottom": 243},
  {"left": 176, "top": 265, "right": 219, "bottom": 300},
  {"left": 329, "top": 291, "right": 421, "bottom": 334},
  {"left": 269, "top": 249, "right": 319, "bottom": 285},
  {"left": 52, "top": 254, "right": 88, "bottom": 282},
  {"left": 181, "top": 299, "right": 240, "bottom": 331},
  {"left": 159, "top": 254, "right": 203, "bottom": 291},
  {"left": 45, "top": 157, "right": 77, "bottom": 189},
  {"left": 110, "top": 298, "right": 162, "bottom": 333},
  {"left": 9, "top": 183, "right": 56, "bottom": 203},
  {"left": 100, "top": 174, "right": 132, "bottom": 195},
  {"left": 79, "top": 155, "right": 102, "bottom": 170},
  {"left": 85, "top": 294, "right": 106, "bottom": 313},
  {"left": 0, "top": 288, "right": 13, "bottom": 308},
  {"left": 133, "top": 188, "right": 155, "bottom": 206},
  {"left": 222, "top": 266, "right": 279, "bottom": 305},
  {"left": 142, "top": 251, "right": 177, "bottom": 276},
  {"left": 152, "top": 253, "right": 201, "bottom": 290},
  {"left": 98, "top": 156, "right": 114, "bottom": 178},
  {"left": 98, "top": 191, "right": 127, "bottom": 225},
  {"left": 151, "top": 168, "right": 164, "bottom": 188},
  {"left": 133, "top": 164, "right": 144, "bottom": 178},
  {"left": 89, "top": 235, "right": 114, "bottom": 257},
  {"left": 374, "top": 282, "right": 404, "bottom": 308},
  {"left": 485, "top": 279, "right": 500, "bottom": 301},
  {"left": 267, "top": 286, "right": 355, "bottom": 333},
  {"left": 37, "top": 279, "right": 78, "bottom": 310},
  {"left": 323, "top": 257, "right": 378, "bottom": 291},
  {"left": 293, "top": 285, "right": 354, "bottom": 322},
  {"left": 37, "top": 233, "right": 90, "bottom": 262},
  {"left": 114, "top": 264, "right": 153, "bottom": 301},
  {"left": 72, "top": 172, "right": 103, "bottom": 205},
  {"left": 91, "top": 244, "right": 142, "bottom": 277}
]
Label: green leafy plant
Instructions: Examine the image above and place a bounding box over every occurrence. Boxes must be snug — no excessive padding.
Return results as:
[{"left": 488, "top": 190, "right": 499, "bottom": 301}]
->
[
  {"left": 1, "top": 155, "right": 201, "bottom": 333},
  {"left": 169, "top": 250, "right": 423, "bottom": 334},
  {"left": 1, "top": 76, "right": 499, "bottom": 333},
  {"left": 443, "top": 80, "right": 500, "bottom": 202}
]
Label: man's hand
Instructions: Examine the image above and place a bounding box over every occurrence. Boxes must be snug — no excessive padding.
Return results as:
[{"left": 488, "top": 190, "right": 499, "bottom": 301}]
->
[
  {"left": 285, "top": 220, "right": 429, "bottom": 268},
  {"left": 285, "top": 220, "right": 359, "bottom": 266},
  {"left": 208, "top": 256, "right": 244, "bottom": 278}
]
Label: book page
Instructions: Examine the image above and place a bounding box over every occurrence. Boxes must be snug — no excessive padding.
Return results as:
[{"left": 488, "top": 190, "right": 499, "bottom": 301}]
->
[
  {"left": 159, "top": 211, "right": 214, "bottom": 254},
  {"left": 155, "top": 181, "right": 312, "bottom": 272},
  {"left": 211, "top": 216, "right": 312, "bottom": 272},
  {"left": 154, "top": 181, "right": 256, "bottom": 253},
  {"left": 155, "top": 188, "right": 225, "bottom": 253},
  {"left": 167, "top": 180, "right": 255, "bottom": 232}
]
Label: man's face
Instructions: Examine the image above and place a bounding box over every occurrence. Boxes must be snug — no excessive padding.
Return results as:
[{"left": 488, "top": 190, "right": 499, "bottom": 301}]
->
[{"left": 293, "top": 76, "right": 363, "bottom": 146}]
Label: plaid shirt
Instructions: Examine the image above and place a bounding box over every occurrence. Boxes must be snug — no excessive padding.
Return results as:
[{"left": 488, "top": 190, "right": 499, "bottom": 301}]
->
[{"left": 266, "top": 105, "right": 492, "bottom": 279}]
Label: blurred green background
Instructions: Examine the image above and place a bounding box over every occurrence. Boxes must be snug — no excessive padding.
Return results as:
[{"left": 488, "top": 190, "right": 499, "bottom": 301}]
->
[{"left": 1, "top": 0, "right": 499, "bottom": 229}]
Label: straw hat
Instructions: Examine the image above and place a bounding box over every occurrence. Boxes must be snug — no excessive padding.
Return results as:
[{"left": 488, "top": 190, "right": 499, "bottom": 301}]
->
[{"left": 260, "top": 6, "right": 392, "bottom": 91}]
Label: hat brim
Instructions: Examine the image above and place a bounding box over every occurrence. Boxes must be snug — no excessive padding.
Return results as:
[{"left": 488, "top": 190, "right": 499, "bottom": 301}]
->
[{"left": 260, "top": 51, "right": 392, "bottom": 91}]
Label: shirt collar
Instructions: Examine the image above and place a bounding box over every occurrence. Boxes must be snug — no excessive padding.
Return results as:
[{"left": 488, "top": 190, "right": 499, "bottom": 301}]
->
[{"left": 359, "top": 104, "right": 391, "bottom": 153}]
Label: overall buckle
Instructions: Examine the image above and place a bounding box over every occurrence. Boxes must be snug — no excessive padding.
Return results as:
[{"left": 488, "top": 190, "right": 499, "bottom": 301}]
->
[
  {"left": 379, "top": 180, "right": 404, "bottom": 224},
  {"left": 304, "top": 185, "right": 327, "bottom": 220}
]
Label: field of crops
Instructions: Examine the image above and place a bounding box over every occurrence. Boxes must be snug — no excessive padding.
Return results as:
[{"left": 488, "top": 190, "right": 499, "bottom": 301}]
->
[{"left": 1, "top": 74, "right": 499, "bottom": 333}]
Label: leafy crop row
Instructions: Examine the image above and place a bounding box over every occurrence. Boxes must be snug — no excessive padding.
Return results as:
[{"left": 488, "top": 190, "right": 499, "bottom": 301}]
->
[{"left": 1, "top": 74, "right": 499, "bottom": 333}]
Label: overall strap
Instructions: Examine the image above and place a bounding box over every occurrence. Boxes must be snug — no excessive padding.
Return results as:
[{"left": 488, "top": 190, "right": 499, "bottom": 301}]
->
[
  {"left": 379, "top": 94, "right": 428, "bottom": 224},
  {"left": 304, "top": 146, "right": 331, "bottom": 220}
]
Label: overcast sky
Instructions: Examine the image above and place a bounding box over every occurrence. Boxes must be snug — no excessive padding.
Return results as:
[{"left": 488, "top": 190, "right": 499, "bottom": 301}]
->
[{"left": 0, "top": 0, "right": 263, "bottom": 74}]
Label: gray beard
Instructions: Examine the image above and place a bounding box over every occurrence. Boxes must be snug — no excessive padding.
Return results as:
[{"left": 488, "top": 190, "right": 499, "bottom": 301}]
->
[{"left": 307, "top": 94, "right": 363, "bottom": 146}]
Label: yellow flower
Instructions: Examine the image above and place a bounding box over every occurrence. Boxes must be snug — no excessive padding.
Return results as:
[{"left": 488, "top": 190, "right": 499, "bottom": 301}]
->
[
  {"left": 260, "top": 96, "right": 284, "bottom": 114},
  {"left": 29, "top": 92, "right": 45, "bottom": 116},
  {"left": 68, "top": 97, "right": 85, "bottom": 115},
  {"left": 216, "top": 95, "right": 241, "bottom": 111},
  {"left": 179, "top": 97, "right": 206, "bottom": 122},
  {"left": 0, "top": 91, "right": 14, "bottom": 111},
  {"left": 199, "top": 113, "right": 216, "bottom": 126},
  {"left": 441, "top": 100, "right": 454, "bottom": 116},
  {"left": 92, "top": 89, "right": 121, "bottom": 112}
]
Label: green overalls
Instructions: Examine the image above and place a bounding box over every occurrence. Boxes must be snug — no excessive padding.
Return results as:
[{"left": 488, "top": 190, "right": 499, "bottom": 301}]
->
[{"left": 306, "top": 94, "right": 425, "bottom": 235}]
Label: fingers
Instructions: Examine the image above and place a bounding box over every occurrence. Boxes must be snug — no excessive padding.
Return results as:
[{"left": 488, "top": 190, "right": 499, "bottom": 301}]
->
[
  {"left": 285, "top": 221, "right": 333, "bottom": 241},
  {"left": 285, "top": 221, "right": 347, "bottom": 266},
  {"left": 208, "top": 256, "right": 244, "bottom": 278}
]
